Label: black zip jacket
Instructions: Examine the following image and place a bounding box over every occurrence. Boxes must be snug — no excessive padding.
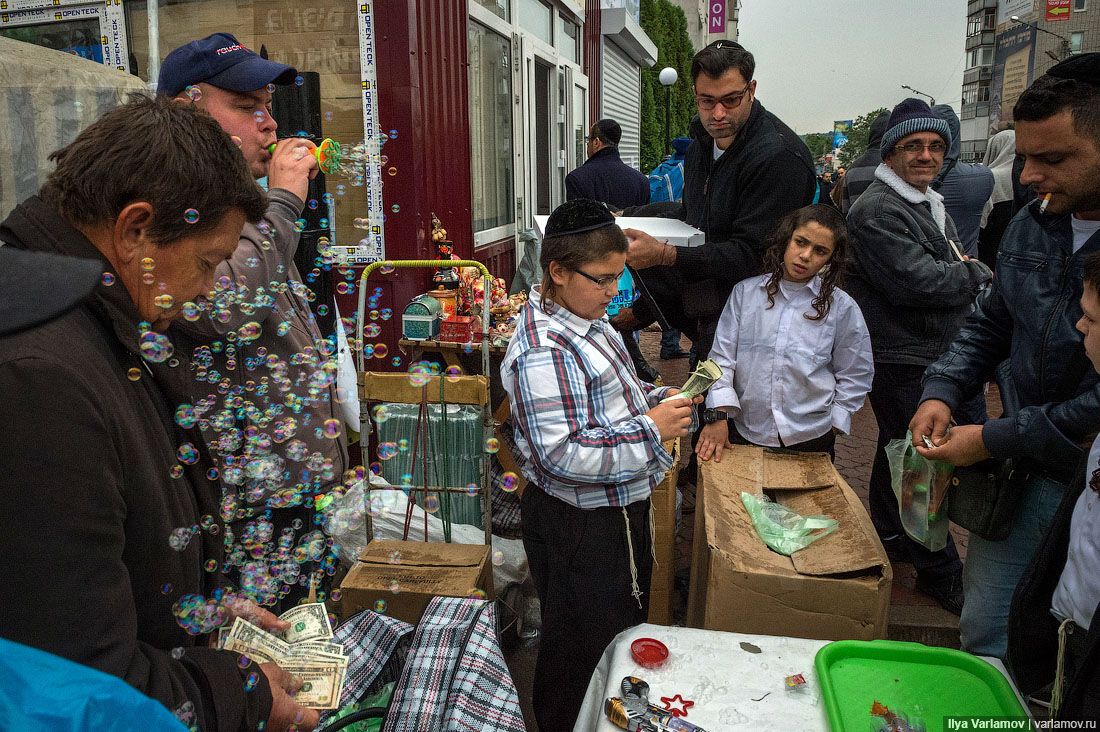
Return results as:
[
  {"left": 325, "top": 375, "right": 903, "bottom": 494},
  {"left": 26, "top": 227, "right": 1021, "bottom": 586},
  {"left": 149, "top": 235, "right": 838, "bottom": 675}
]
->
[
  {"left": 673, "top": 100, "right": 816, "bottom": 297},
  {"left": 0, "top": 196, "right": 272, "bottom": 731}
]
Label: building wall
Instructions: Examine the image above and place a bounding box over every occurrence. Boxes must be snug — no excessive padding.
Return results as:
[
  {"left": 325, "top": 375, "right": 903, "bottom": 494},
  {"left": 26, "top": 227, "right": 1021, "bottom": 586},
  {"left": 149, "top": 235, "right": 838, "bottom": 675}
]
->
[{"left": 668, "top": 0, "right": 739, "bottom": 51}]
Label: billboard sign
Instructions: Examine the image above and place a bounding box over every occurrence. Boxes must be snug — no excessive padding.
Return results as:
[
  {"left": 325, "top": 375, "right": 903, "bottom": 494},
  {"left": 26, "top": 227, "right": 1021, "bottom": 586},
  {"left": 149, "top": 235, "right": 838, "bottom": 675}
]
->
[
  {"left": 988, "top": 24, "right": 1036, "bottom": 135},
  {"left": 832, "top": 120, "right": 853, "bottom": 150},
  {"left": 709, "top": 0, "right": 726, "bottom": 34}
]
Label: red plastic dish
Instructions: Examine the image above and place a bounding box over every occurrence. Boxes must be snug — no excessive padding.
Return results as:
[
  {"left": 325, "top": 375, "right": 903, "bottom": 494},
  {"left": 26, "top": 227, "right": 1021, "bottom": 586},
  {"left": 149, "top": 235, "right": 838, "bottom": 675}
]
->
[{"left": 631, "top": 637, "right": 669, "bottom": 669}]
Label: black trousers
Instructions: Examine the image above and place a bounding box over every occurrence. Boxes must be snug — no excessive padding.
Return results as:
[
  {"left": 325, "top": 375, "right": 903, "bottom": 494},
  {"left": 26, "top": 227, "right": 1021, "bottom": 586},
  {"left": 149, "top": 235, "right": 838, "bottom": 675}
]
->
[
  {"left": 520, "top": 487, "right": 651, "bottom": 731},
  {"left": 728, "top": 422, "right": 837, "bottom": 460},
  {"left": 867, "top": 361, "right": 961, "bottom": 580}
]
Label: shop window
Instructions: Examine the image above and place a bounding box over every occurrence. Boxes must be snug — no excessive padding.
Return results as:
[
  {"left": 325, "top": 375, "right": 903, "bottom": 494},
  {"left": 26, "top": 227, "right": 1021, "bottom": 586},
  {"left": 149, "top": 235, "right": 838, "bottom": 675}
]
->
[
  {"left": 468, "top": 21, "right": 515, "bottom": 235},
  {"left": 517, "top": 0, "right": 553, "bottom": 46},
  {"left": 1073, "top": 0, "right": 1086, "bottom": 11},
  {"left": 556, "top": 16, "right": 580, "bottom": 64},
  {"left": 472, "top": 0, "right": 510, "bottom": 22}
]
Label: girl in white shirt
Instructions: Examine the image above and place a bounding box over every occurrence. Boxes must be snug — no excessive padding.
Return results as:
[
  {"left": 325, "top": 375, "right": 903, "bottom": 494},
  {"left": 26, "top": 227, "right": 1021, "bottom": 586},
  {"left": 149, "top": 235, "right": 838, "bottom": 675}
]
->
[{"left": 696, "top": 204, "right": 874, "bottom": 462}]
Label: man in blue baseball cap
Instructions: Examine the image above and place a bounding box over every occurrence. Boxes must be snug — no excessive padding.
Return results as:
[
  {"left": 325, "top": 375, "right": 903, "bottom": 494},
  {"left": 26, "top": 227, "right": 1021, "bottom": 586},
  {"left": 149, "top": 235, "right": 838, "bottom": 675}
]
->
[{"left": 157, "top": 35, "right": 350, "bottom": 622}]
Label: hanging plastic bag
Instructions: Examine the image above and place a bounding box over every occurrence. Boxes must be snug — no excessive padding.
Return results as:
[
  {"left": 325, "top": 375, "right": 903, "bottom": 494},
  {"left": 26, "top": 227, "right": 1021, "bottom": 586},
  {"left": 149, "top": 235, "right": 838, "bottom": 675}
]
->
[
  {"left": 885, "top": 431, "right": 953, "bottom": 552},
  {"left": 740, "top": 492, "right": 838, "bottom": 556}
]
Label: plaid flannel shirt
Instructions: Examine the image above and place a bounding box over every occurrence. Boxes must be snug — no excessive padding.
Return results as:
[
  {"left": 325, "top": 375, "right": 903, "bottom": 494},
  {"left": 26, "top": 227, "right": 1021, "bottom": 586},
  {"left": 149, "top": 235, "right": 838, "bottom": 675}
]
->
[{"left": 500, "top": 289, "right": 677, "bottom": 509}]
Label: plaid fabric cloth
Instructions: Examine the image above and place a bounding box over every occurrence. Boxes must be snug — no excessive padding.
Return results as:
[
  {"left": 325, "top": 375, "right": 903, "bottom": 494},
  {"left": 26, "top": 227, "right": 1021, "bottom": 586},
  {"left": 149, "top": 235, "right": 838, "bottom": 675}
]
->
[
  {"left": 382, "top": 597, "right": 525, "bottom": 732},
  {"left": 332, "top": 609, "right": 414, "bottom": 708},
  {"left": 489, "top": 447, "right": 522, "bottom": 538}
]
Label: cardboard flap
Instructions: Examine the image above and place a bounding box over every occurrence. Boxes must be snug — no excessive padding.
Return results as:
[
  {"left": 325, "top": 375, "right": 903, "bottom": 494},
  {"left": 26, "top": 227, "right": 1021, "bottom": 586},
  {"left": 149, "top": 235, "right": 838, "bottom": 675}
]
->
[
  {"left": 779, "top": 488, "right": 883, "bottom": 576},
  {"left": 357, "top": 539, "right": 486, "bottom": 568},
  {"left": 761, "top": 450, "right": 834, "bottom": 490},
  {"left": 701, "top": 447, "right": 887, "bottom": 578}
]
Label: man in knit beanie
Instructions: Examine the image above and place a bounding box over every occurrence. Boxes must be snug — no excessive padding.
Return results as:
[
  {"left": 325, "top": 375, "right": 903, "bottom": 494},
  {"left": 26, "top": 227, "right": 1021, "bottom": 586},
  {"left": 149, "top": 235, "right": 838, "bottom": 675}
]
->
[{"left": 845, "top": 98, "right": 993, "bottom": 616}]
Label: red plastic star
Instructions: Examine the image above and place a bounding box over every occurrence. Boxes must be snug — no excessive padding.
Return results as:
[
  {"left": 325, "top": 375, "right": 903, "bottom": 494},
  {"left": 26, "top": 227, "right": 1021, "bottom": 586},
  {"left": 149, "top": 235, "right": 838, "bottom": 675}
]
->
[{"left": 660, "top": 694, "right": 695, "bottom": 718}]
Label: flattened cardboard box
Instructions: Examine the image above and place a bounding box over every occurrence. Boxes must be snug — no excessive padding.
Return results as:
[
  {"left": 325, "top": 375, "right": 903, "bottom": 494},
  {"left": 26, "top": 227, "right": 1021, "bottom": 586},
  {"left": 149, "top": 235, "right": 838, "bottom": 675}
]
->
[
  {"left": 340, "top": 540, "right": 494, "bottom": 625},
  {"left": 688, "top": 446, "right": 891, "bottom": 640},
  {"left": 648, "top": 439, "right": 680, "bottom": 625}
]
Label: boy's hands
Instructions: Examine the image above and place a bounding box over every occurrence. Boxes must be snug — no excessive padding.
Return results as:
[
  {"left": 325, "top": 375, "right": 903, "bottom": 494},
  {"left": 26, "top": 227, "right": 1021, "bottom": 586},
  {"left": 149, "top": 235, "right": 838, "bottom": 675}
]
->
[
  {"left": 646, "top": 391, "right": 701, "bottom": 441},
  {"left": 695, "top": 420, "right": 733, "bottom": 463}
]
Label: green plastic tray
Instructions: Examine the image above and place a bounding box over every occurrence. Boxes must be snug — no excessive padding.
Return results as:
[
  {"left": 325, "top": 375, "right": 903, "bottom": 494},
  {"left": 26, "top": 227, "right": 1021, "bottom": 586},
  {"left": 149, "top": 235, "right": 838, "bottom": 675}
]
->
[{"left": 815, "top": 640, "right": 1029, "bottom": 731}]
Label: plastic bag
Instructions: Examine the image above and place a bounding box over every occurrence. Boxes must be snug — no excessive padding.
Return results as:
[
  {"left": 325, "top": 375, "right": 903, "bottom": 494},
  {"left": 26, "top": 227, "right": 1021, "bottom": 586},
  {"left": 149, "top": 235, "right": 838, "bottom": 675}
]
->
[
  {"left": 740, "top": 491, "right": 838, "bottom": 556},
  {"left": 885, "top": 431, "right": 954, "bottom": 552}
]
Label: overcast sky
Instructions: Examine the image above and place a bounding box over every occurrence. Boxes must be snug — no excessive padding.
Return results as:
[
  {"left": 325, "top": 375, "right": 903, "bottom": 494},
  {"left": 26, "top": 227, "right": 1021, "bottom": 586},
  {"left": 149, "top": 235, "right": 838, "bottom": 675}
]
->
[{"left": 738, "top": 0, "right": 967, "bottom": 134}]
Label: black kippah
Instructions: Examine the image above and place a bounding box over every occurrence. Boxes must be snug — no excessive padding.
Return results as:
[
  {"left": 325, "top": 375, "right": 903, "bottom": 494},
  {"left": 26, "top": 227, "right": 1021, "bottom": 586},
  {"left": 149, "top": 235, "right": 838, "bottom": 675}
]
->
[
  {"left": 543, "top": 199, "right": 617, "bottom": 240},
  {"left": 1047, "top": 52, "right": 1100, "bottom": 84}
]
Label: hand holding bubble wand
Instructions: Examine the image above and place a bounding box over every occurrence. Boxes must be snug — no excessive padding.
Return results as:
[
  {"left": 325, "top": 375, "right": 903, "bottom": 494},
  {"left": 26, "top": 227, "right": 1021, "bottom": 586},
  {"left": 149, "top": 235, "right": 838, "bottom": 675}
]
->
[{"left": 266, "top": 138, "right": 342, "bottom": 175}]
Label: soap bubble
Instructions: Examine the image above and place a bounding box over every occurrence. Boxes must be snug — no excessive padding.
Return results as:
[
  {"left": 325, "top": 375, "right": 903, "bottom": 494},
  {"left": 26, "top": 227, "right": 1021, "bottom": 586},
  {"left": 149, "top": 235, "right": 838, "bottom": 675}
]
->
[
  {"left": 101, "top": 272, "right": 115, "bottom": 286},
  {"left": 185, "top": 85, "right": 202, "bottom": 102},
  {"left": 183, "top": 208, "right": 200, "bottom": 224},
  {"left": 484, "top": 437, "right": 500, "bottom": 454},
  {"left": 374, "top": 599, "right": 387, "bottom": 613},
  {"left": 501, "top": 471, "right": 519, "bottom": 493}
]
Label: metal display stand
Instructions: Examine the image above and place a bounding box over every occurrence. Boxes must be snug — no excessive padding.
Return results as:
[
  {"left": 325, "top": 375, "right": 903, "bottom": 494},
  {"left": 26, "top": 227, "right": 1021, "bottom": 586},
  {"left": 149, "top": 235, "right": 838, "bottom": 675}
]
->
[{"left": 356, "top": 260, "right": 494, "bottom": 544}]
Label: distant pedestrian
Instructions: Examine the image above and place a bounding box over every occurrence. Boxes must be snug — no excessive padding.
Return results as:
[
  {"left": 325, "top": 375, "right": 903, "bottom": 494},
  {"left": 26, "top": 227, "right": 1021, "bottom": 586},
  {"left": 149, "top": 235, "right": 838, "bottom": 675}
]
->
[
  {"left": 648, "top": 136, "right": 691, "bottom": 203},
  {"left": 838, "top": 112, "right": 890, "bottom": 214},
  {"left": 566, "top": 119, "right": 649, "bottom": 210},
  {"left": 978, "top": 130, "right": 1017, "bottom": 268},
  {"left": 932, "top": 104, "right": 995, "bottom": 258}
]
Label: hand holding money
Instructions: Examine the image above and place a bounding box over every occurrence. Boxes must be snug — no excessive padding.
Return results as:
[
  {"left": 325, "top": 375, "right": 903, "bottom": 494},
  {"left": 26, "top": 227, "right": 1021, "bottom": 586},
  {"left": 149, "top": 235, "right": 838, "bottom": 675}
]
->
[
  {"left": 661, "top": 359, "right": 723, "bottom": 403},
  {"left": 219, "top": 604, "right": 347, "bottom": 710},
  {"left": 262, "top": 662, "right": 321, "bottom": 732}
]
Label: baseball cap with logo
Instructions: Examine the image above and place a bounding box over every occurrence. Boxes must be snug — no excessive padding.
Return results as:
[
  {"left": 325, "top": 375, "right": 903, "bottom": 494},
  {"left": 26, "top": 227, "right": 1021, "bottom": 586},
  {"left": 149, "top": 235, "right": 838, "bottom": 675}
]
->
[{"left": 157, "top": 33, "right": 297, "bottom": 97}]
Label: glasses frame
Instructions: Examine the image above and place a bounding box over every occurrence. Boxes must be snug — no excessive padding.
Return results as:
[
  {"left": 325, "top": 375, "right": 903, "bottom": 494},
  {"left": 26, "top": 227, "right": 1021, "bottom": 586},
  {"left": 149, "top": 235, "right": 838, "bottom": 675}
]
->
[
  {"left": 573, "top": 267, "right": 623, "bottom": 290},
  {"left": 893, "top": 141, "right": 948, "bottom": 155},
  {"left": 694, "top": 83, "right": 753, "bottom": 111}
]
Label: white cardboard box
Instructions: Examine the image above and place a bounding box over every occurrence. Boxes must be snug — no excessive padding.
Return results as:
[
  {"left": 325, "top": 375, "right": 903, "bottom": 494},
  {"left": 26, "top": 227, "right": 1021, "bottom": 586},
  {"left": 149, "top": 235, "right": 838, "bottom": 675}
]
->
[{"left": 533, "top": 215, "right": 705, "bottom": 247}]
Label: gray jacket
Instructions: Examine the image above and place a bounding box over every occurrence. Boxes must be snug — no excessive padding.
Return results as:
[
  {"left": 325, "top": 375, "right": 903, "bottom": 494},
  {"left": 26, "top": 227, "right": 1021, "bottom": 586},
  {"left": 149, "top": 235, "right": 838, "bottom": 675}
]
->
[
  {"left": 845, "top": 175, "right": 992, "bottom": 365},
  {"left": 169, "top": 188, "right": 348, "bottom": 501}
]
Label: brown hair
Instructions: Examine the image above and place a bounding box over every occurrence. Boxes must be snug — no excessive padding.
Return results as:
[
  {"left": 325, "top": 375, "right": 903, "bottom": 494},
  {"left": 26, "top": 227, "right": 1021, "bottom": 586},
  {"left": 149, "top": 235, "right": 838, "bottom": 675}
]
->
[
  {"left": 41, "top": 93, "right": 266, "bottom": 244},
  {"left": 539, "top": 225, "right": 628, "bottom": 309},
  {"left": 762, "top": 204, "right": 849, "bottom": 321}
]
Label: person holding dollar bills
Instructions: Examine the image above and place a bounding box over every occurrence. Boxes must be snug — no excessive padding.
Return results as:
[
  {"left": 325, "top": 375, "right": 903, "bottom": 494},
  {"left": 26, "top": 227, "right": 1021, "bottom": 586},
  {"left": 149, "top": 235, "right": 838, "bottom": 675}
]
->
[
  {"left": 695, "top": 205, "right": 873, "bottom": 463},
  {"left": 501, "top": 200, "right": 702, "bottom": 731}
]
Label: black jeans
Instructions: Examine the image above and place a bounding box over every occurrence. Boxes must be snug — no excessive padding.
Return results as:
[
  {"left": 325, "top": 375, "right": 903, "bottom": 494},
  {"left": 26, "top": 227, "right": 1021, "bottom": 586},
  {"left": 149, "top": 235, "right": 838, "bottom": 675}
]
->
[
  {"left": 520, "top": 487, "right": 651, "bottom": 732},
  {"left": 867, "top": 361, "right": 961, "bottom": 580}
]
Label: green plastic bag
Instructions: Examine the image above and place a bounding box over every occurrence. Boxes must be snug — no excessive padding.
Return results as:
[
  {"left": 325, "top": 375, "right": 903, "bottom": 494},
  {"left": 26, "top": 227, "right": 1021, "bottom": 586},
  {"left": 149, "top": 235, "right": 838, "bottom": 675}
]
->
[
  {"left": 885, "top": 431, "right": 953, "bottom": 552},
  {"left": 740, "top": 491, "right": 838, "bottom": 556}
]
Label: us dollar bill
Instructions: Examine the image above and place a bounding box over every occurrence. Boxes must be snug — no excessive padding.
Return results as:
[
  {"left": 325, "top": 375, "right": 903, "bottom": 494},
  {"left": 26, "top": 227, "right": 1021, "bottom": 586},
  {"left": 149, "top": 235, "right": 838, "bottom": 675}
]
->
[
  {"left": 278, "top": 603, "right": 334, "bottom": 644},
  {"left": 283, "top": 662, "right": 345, "bottom": 709},
  {"left": 226, "top": 617, "right": 293, "bottom": 663},
  {"left": 661, "top": 358, "right": 723, "bottom": 402}
]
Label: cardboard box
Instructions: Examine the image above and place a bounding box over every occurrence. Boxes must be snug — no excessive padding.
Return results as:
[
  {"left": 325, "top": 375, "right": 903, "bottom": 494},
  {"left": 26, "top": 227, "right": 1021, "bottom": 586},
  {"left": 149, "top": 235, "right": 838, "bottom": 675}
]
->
[
  {"left": 340, "top": 540, "right": 494, "bottom": 624},
  {"left": 687, "top": 446, "right": 891, "bottom": 640},
  {"left": 533, "top": 216, "right": 705, "bottom": 247},
  {"left": 648, "top": 439, "right": 681, "bottom": 625}
]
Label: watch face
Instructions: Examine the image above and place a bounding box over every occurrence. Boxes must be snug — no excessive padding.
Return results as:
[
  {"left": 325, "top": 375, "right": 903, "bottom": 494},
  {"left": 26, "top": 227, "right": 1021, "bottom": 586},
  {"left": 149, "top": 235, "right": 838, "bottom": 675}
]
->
[{"left": 703, "top": 409, "right": 720, "bottom": 424}]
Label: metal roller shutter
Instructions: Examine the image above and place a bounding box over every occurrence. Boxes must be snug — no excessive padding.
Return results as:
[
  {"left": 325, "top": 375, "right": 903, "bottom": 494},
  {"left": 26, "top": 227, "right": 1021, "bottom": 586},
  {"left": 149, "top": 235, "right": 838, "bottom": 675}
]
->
[{"left": 600, "top": 39, "right": 643, "bottom": 171}]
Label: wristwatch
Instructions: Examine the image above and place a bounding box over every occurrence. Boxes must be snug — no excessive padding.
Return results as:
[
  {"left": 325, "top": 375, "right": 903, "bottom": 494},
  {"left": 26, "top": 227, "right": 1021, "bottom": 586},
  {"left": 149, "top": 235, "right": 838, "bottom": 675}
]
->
[{"left": 701, "top": 409, "right": 727, "bottom": 425}]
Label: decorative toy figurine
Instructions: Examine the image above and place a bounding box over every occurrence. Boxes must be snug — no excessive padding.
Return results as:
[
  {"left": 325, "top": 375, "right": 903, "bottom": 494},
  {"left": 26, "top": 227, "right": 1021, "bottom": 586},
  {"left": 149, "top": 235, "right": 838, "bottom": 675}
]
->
[
  {"left": 266, "top": 137, "right": 342, "bottom": 175},
  {"left": 430, "top": 213, "right": 461, "bottom": 289}
]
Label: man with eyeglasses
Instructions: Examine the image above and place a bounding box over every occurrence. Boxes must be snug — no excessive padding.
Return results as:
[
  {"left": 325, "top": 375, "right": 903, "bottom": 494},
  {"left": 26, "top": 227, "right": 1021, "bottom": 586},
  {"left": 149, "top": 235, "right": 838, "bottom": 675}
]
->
[
  {"left": 615, "top": 40, "right": 816, "bottom": 363},
  {"left": 845, "top": 98, "right": 993, "bottom": 617}
]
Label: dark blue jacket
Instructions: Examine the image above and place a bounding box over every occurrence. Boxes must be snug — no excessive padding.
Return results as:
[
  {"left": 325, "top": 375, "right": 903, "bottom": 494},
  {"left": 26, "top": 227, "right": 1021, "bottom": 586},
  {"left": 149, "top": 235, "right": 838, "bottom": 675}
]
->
[
  {"left": 673, "top": 100, "right": 816, "bottom": 292},
  {"left": 565, "top": 147, "right": 649, "bottom": 210},
  {"left": 921, "top": 204, "right": 1100, "bottom": 476},
  {"left": 932, "top": 105, "right": 995, "bottom": 258}
]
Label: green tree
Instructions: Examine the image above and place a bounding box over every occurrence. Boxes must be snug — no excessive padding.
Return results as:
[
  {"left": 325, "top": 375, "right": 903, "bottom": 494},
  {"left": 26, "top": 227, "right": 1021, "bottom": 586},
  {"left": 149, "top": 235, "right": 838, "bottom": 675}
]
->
[
  {"left": 836, "top": 107, "right": 889, "bottom": 169},
  {"left": 801, "top": 132, "right": 833, "bottom": 163},
  {"left": 639, "top": 0, "right": 697, "bottom": 175}
]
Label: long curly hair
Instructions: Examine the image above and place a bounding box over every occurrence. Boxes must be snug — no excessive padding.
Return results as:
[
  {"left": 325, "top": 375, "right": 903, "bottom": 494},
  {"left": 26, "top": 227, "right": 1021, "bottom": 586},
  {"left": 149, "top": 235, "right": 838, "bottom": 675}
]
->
[{"left": 762, "top": 204, "right": 849, "bottom": 321}]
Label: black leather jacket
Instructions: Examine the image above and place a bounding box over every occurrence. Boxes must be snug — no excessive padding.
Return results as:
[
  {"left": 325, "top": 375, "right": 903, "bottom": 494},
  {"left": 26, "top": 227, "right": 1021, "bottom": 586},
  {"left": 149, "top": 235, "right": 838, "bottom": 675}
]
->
[{"left": 921, "top": 204, "right": 1100, "bottom": 477}]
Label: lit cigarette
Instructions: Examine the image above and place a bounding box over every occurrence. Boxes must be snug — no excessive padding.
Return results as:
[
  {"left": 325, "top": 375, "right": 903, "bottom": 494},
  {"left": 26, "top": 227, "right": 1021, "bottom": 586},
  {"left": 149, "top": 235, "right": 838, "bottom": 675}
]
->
[{"left": 1039, "top": 193, "right": 1052, "bottom": 214}]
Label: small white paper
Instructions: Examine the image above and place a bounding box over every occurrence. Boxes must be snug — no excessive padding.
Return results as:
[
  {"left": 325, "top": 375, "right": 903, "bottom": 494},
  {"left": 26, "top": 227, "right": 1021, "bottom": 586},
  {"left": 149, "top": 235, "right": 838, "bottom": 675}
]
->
[{"left": 533, "top": 216, "right": 705, "bottom": 248}]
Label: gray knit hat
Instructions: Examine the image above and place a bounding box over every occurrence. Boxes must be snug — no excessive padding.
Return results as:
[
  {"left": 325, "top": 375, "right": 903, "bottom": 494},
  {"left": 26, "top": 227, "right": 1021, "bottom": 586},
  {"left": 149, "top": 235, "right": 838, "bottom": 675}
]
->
[{"left": 880, "top": 98, "right": 951, "bottom": 156}]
